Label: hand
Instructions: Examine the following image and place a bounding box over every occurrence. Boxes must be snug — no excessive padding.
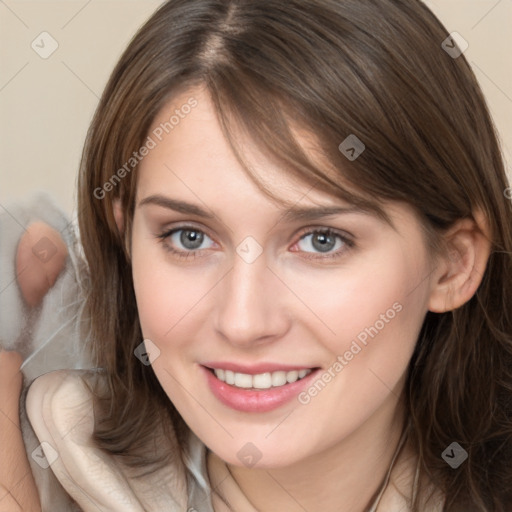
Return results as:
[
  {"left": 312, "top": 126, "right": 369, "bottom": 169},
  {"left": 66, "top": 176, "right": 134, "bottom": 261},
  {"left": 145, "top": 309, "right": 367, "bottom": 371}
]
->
[
  {"left": 15, "top": 222, "right": 69, "bottom": 307},
  {"left": 0, "top": 351, "right": 41, "bottom": 512}
]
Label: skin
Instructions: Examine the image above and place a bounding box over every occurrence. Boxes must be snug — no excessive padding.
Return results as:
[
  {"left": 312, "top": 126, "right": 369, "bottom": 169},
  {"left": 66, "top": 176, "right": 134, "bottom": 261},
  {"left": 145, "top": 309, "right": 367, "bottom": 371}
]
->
[
  {"left": 16, "top": 222, "right": 69, "bottom": 307},
  {"left": 0, "top": 351, "right": 41, "bottom": 512},
  {"left": 128, "top": 85, "right": 491, "bottom": 511}
]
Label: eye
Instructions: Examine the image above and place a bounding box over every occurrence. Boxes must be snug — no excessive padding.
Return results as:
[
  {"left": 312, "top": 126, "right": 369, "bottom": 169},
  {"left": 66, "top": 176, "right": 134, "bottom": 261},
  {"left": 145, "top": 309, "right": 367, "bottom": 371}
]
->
[
  {"left": 157, "top": 226, "right": 216, "bottom": 258},
  {"left": 170, "top": 228, "right": 212, "bottom": 250},
  {"left": 292, "top": 228, "right": 353, "bottom": 258}
]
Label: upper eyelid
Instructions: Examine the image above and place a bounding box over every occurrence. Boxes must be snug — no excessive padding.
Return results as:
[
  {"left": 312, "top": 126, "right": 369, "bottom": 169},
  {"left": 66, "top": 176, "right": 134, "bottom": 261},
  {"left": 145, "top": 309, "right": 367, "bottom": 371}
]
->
[
  {"left": 159, "top": 221, "right": 214, "bottom": 237},
  {"left": 295, "top": 225, "right": 352, "bottom": 239}
]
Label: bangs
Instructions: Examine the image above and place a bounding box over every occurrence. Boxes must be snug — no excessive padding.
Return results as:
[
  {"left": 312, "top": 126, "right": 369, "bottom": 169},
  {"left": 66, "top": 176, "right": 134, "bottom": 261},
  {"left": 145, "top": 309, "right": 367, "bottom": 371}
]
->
[{"left": 204, "top": 69, "right": 393, "bottom": 226}]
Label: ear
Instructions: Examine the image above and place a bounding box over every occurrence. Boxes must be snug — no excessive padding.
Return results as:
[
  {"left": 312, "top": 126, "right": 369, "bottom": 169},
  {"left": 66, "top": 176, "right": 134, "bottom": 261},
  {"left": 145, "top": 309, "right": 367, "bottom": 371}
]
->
[
  {"left": 113, "top": 199, "right": 124, "bottom": 234},
  {"left": 113, "top": 199, "right": 132, "bottom": 261},
  {"left": 428, "top": 209, "right": 492, "bottom": 313}
]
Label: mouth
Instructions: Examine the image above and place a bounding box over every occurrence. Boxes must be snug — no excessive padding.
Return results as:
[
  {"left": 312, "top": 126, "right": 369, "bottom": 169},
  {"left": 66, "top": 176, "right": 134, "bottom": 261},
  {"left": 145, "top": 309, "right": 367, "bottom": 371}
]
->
[
  {"left": 203, "top": 366, "right": 318, "bottom": 390},
  {"left": 201, "top": 363, "right": 322, "bottom": 413}
]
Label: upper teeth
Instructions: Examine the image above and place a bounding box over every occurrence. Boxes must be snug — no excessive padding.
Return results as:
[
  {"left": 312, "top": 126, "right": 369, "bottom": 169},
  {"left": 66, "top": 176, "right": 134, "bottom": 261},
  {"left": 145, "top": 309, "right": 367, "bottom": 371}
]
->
[{"left": 213, "top": 368, "right": 312, "bottom": 389}]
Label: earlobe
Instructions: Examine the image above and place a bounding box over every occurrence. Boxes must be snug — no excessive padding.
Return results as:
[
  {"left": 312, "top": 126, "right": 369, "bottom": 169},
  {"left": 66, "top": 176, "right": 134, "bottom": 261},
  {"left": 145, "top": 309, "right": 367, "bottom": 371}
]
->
[
  {"left": 112, "top": 199, "right": 132, "bottom": 261},
  {"left": 113, "top": 199, "right": 124, "bottom": 234},
  {"left": 428, "top": 210, "right": 492, "bottom": 313}
]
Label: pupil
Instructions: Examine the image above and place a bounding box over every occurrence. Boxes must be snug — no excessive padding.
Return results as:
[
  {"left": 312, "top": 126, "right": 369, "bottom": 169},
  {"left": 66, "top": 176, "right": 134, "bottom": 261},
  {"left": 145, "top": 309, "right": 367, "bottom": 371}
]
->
[
  {"left": 312, "top": 233, "right": 335, "bottom": 252},
  {"left": 181, "top": 230, "right": 204, "bottom": 250}
]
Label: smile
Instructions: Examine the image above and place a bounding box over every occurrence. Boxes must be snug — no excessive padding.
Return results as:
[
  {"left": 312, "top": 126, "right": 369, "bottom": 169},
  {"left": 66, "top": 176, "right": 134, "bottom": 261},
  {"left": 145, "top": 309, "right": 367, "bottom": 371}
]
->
[
  {"left": 211, "top": 368, "right": 313, "bottom": 389},
  {"left": 201, "top": 364, "right": 321, "bottom": 413}
]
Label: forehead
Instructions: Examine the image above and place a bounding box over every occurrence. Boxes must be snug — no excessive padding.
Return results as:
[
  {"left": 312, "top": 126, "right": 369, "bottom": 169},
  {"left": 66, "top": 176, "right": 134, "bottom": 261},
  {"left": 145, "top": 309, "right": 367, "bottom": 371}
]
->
[
  {"left": 135, "top": 86, "right": 422, "bottom": 237},
  {"left": 138, "top": 86, "right": 354, "bottom": 210}
]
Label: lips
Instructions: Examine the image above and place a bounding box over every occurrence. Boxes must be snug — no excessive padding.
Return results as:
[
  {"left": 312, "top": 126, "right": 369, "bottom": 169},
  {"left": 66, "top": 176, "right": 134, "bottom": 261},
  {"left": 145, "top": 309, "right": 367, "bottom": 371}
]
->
[{"left": 201, "top": 363, "right": 322, "bottom": 413}]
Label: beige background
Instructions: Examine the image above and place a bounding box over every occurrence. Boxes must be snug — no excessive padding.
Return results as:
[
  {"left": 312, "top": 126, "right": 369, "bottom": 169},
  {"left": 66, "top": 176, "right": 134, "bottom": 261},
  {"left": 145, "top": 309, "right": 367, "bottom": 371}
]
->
[{"left": 1, "top": 0, "right": 511, "bottom": 217}]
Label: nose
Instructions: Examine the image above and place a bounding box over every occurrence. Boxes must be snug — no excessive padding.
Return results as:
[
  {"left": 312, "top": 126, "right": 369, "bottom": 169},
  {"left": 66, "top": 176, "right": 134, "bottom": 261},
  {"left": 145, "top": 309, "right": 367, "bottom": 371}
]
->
[{"left": 214, "top": 251, "right": 290, "bottom": 348}]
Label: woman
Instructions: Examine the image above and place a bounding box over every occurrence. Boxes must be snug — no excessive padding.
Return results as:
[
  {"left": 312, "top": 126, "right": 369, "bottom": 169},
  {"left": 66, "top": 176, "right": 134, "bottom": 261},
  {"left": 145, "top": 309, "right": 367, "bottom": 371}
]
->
[{"left": 2, "top": 0, "right": 512, "bottom": 510}]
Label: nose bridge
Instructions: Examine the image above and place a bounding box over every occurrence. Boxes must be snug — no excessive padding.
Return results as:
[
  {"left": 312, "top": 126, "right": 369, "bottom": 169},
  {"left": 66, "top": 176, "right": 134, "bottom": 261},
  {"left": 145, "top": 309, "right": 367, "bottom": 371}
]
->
[{"left": 214, "top": 251, "right": 286, "bottom": 345}]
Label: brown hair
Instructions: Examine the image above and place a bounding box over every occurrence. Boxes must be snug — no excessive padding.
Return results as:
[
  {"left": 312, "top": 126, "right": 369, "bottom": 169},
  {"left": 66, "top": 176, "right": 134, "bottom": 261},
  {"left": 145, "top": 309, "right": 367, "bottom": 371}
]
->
[{"left": 77, "top": 0, "right": 512, "bottom": 510}]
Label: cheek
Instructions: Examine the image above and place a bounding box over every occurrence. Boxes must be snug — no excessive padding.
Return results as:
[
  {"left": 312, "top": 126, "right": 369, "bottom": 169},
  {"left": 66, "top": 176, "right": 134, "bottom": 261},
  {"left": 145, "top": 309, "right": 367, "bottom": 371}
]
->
[
  {"left": 287, "top": 248, "right": 429, "bottom": 360},
  {"left": 133, "top": 261, "right": 190, "bottom": 342},
  {"left": 292, "top": 251, "right": 430, "bottom": 439},
  {"left": 131, "top": 226, "right": 178, "bottom": 341},
  {"left": 131, "top": 237, "right": 217, "bottom": 347}
]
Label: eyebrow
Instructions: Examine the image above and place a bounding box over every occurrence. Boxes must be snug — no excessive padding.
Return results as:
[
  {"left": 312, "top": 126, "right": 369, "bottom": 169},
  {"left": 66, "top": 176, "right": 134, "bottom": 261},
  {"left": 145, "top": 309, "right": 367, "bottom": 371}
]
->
[
  {"left": 138, "top": 195, "right": 215, "bottom": 218},
  {"left": 138, "top": 194, "right": 377, "bottom": 223}
]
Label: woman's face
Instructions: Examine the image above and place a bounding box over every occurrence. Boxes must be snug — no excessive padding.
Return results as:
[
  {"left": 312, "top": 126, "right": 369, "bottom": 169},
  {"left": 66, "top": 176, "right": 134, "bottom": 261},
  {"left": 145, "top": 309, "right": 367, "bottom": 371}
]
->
[{"left": 130, "top": 86, "right": 438, "bottom": 468}]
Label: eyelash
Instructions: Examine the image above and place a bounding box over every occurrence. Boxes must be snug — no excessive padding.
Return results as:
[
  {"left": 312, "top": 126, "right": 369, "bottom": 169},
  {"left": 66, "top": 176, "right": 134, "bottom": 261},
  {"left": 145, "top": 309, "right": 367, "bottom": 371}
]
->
[
  {"left": 156, "top": 225, "right": 355, "bottom": 261},
  {"left": 293, "top": 227, "right": 355, "bottom": 260},
  {"left": 156, "top": 227, "right": 211, "bottom": 261}
]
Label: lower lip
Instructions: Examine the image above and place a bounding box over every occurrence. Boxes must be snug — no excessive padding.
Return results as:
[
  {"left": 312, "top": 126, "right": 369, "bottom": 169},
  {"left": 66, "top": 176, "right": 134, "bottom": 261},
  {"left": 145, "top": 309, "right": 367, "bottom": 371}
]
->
[{"left": 201, "top": 365, "right": 321, "bottom": 413}]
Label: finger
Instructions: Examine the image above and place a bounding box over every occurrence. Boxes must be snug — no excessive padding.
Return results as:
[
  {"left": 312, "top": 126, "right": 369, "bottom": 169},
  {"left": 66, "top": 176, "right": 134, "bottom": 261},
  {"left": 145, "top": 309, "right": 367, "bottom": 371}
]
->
[
  {"left": 0, "top": 484, "right": 22, "bottom": 512},
  {"left": 16, "top": 222, "right": 69, "bottom": 307},
  {"left": 0, "top": 352, "right": 41, "bottom": 512},
  {"left": 0, "top": 351, "right": 23, "bottom": 427}
]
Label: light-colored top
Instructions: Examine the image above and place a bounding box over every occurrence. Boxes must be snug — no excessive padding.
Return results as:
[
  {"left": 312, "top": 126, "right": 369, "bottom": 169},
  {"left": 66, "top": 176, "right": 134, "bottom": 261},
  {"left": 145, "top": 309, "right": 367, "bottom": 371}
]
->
[{"left": 25, "top": 370, "right": 444, "bottom": 512}]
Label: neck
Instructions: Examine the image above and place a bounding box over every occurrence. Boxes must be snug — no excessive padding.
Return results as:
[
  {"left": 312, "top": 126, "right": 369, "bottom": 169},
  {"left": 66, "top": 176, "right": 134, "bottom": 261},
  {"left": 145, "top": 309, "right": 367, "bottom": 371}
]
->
[{"left": 208, "top": 387, "right": 409, "bottom": 512}]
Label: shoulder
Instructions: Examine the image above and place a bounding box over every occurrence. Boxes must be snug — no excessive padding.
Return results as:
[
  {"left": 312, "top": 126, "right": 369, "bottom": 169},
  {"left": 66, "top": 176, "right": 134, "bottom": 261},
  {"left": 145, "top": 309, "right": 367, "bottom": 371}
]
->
[{"left": 26, "top": 369, "right": 189, "bottom": 512}]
